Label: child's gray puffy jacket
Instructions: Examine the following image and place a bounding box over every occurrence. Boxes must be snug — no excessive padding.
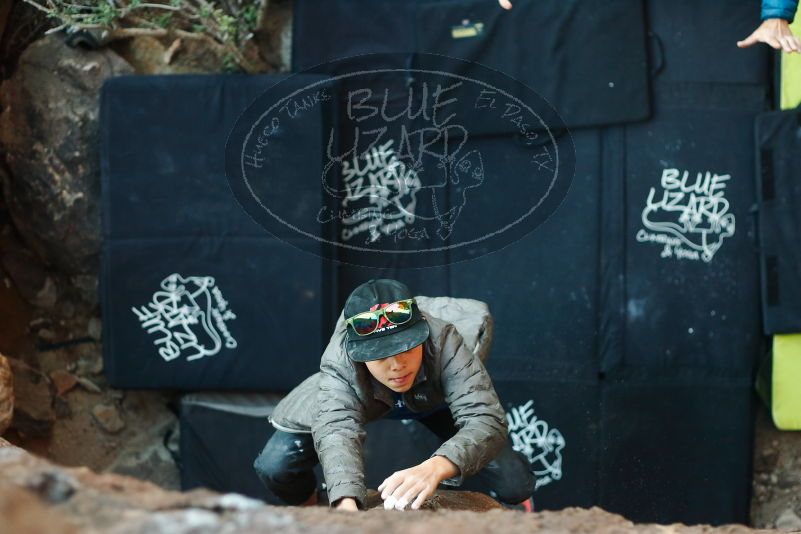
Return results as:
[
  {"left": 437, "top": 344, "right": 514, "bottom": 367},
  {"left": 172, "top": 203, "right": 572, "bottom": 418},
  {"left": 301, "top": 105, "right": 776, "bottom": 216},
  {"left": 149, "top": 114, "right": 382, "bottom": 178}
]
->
[{"left": 267, "top": 297, "right": 507, "bottom": 510}]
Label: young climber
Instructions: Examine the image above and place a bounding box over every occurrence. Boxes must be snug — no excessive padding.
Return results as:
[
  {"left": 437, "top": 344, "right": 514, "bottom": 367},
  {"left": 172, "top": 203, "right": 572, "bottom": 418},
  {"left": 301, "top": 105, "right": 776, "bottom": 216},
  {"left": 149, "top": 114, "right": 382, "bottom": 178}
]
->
[{"left": 253, "top": 278, "right": 535, "bottom": 512}]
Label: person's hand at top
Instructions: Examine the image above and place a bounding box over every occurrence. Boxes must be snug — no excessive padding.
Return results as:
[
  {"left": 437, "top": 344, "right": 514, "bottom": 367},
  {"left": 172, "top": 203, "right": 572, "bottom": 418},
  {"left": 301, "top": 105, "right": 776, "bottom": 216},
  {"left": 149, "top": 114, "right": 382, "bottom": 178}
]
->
[
  {"left": 497, "top": 1, "right": 801, "bottom": 52},
  {"left": 738, "top": 18, "right": 801, "bottom": 53}
]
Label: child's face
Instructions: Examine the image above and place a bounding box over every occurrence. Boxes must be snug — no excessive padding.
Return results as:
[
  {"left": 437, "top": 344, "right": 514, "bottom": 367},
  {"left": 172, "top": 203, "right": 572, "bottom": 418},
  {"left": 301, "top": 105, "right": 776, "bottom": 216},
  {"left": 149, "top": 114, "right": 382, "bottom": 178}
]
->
[{"left": 364, "top": 343, "right": 423, "bottom": 393}]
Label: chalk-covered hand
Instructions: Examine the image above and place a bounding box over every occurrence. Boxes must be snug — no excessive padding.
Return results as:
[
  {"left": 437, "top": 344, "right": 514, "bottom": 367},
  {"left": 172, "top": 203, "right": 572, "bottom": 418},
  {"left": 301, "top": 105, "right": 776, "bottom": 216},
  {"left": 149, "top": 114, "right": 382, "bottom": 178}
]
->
[
  {"left": 737, "top": 18, "right": 801, "bottom": 53},
  {"left": 378, "top": 456, "right": 459, "bottom": 511},
  {"left": 497, "top": 0, "right": 513, "bottom": 9}
]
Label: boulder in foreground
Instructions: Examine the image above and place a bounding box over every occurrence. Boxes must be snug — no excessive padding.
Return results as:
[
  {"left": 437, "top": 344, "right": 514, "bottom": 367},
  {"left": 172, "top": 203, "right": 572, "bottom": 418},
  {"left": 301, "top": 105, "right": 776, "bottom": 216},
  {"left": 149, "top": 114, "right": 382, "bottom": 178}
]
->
[{"left": 0, "top": 438, "right": 771, "bottom": 534}]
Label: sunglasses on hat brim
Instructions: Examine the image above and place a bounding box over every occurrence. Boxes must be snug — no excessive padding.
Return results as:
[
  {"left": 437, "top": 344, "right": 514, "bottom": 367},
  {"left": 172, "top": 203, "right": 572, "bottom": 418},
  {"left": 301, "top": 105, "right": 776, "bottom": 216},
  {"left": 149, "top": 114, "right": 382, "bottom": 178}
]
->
[{"left": 345, "top": 298, "right": 416, "bottom": 337}]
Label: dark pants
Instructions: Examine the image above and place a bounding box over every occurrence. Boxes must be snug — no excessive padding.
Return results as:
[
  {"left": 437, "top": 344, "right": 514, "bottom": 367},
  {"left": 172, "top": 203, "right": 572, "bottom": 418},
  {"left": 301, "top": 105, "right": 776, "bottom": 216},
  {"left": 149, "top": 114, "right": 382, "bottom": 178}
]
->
[{"left": 253, "top": 409, "right": 535, "bottom": 506}]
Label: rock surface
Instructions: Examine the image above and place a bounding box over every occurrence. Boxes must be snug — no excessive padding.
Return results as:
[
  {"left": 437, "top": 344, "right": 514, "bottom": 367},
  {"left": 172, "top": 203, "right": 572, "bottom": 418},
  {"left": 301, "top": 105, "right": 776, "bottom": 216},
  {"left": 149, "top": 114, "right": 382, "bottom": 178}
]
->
[
  {"left": 0, "top": 352, "right": 13, "bottom": 434},
  {"left": 90, "top": 403, "right": 125, "bottom": 434},
  {"left": 48, "top": 370, "right": 78, "bottom": 397},
  {"left": 0, "top": 438, "right": 777, "bottom": 534},
  {"left": 774, "top": 508, "right": 801, "bottom": 531},
  {"left": 0, "top": 33, "right": 133, "bottom": 276},
  {"left": 750, "top": 407, "right": 801, "bottom": 530},
  {"left": 108, "top": 35, "right": 227, "bottom": 75},
  {"left": 7, "top": 357, "right": 55, "bottom": 438}
]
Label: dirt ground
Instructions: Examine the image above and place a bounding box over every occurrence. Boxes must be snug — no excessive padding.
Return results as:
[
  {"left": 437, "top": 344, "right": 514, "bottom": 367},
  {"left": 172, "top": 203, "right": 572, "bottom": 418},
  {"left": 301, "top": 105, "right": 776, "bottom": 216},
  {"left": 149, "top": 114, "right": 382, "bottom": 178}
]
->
[
  {"left": 0, "top": 266, "right": 181, "bottom": 489},
  {"left": 750, "top": 404, "right": 801, "bottom": 529}
]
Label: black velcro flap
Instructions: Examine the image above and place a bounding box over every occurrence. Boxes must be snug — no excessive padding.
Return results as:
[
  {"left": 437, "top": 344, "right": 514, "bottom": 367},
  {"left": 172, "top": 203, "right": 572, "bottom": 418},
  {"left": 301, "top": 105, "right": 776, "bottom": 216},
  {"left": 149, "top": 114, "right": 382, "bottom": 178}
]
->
[{"left": 755, "top": 108, "right": 801, "bottom": 333}]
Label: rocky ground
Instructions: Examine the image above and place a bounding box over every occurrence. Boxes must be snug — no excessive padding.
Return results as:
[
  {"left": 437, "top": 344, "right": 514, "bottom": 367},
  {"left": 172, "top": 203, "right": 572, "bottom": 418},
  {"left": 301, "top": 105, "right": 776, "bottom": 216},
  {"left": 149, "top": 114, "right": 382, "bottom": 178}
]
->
[
  {"left": 0, "top": 262, "right": 181, "bottom": 490},
  {"left": 750, "top": 407, "right": 801, "bottom": 530},
  {"left": 0, "top": 437, "right": 779, "bottom": 534}
]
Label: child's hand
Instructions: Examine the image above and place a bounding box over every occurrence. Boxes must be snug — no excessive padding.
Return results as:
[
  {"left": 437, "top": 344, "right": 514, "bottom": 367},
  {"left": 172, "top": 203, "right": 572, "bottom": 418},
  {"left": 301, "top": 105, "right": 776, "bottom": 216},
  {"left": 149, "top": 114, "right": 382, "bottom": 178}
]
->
[{"left": 378, "top": 457, "right": 454, "bottom": 511}]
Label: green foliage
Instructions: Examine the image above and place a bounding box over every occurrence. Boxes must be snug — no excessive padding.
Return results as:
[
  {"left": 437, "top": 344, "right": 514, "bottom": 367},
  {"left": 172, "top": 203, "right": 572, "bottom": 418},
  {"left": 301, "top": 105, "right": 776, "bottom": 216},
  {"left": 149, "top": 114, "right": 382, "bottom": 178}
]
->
[
  {"left": 221, "top": 51, "right": 241, "bottom": 73},
  {"left": 216, "top": 12, "right": 236, "bottom": 42},
  {"left": 56, "top": 1, "right": 119, "bottom": 26},
  {"left": 25, "top": 0, "right": 265, "bottom": 70},
  {"left": 155, "top": 12, "right": 172, "bottom": 28},
  {"left": 241, "top": 3, "right": 259, "bottom": 27}
]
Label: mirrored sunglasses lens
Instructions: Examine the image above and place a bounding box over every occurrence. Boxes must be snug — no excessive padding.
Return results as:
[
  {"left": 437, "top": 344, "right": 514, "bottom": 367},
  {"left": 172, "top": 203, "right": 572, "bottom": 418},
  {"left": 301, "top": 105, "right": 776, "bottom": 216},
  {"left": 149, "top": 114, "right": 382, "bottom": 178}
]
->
[
  {"left": 352, "top": 314, "right": 379, "bottom": 335},
  {"left": 385, "top": 301, "right": 413, "bottom": 324}
]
